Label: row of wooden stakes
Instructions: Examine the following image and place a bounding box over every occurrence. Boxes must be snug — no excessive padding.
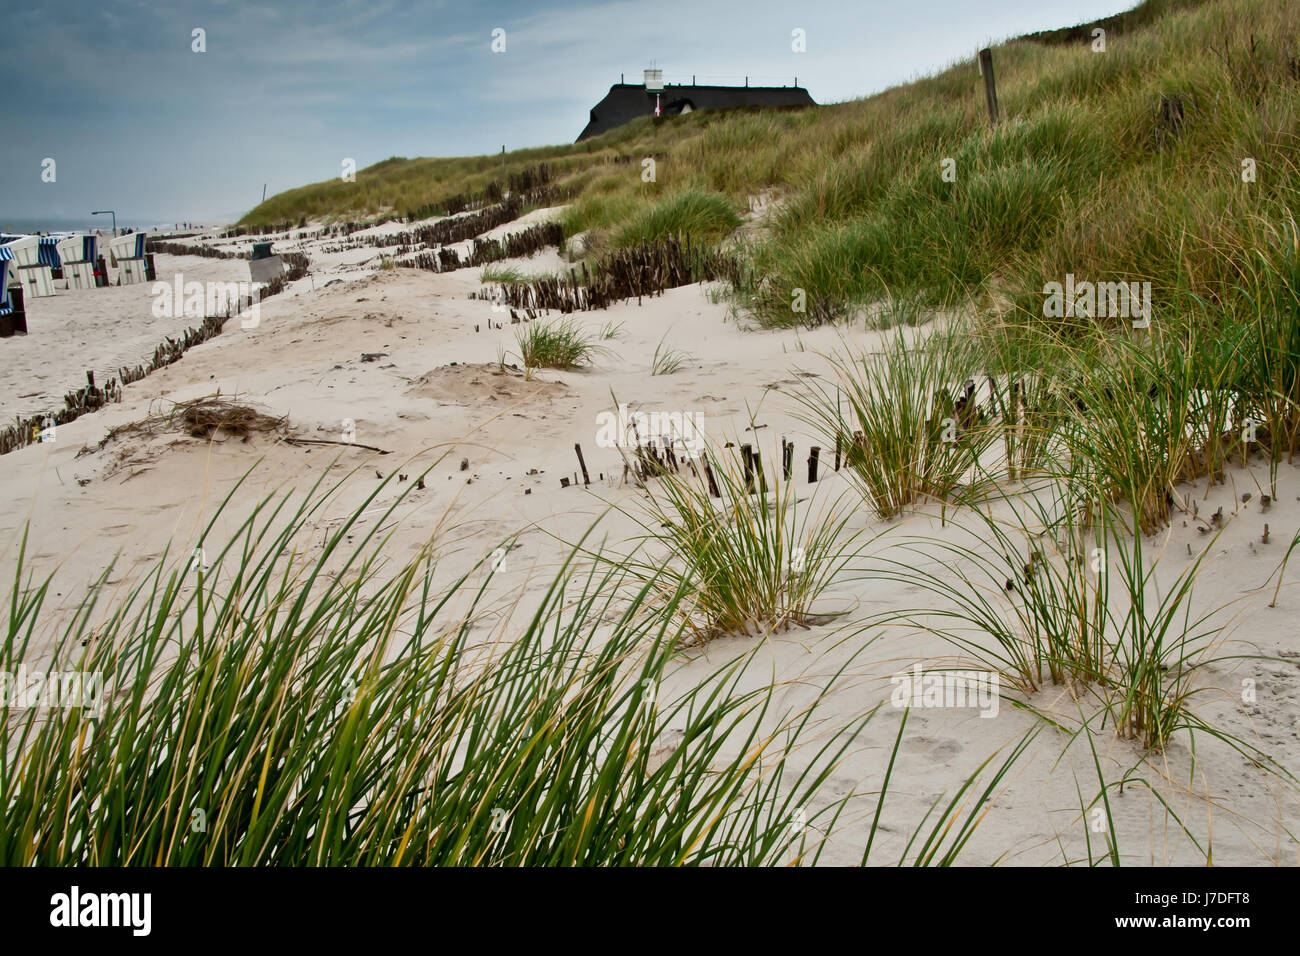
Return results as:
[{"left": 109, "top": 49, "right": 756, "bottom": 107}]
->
[
  {"left": 408, "top": 221, "right": 565, "bottom": 274},
  {"left": 375, "top": 195, "right": 528, "bottom": 250},
  {"left": 0, "top": 289, "right": 273, "bottom": 457},
  {"left": 557, "top": 438, "right": 842, "bottom": 493},
  {"left": 150, "top": 241, "right": 244, "bottom": 261},
  {"left": 482, "top": 235, "right": 735, "bottom": 315},
  {"left": 403, "top": 162, "right": 556, "bottom": 222},
  {"left": 0, "top": 370, "right": 120, "bottom": 456}
]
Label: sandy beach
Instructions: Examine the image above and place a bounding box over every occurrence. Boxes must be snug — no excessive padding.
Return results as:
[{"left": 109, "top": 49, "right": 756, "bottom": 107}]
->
[
  {"left": 2, "top": 208, "right": 1296, "bottom": 866},
  {"left": 5, "top": 0, "right": 1300, "bottom": 880}
]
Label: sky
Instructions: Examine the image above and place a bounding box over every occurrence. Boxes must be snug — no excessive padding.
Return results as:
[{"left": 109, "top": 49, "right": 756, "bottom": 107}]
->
[{"left": 1, "top": 0, "right": 1136, "bottom": 227}]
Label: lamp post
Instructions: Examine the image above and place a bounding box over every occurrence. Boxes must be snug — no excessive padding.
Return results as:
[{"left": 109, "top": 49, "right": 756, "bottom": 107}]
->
[{"left": 92, "top": 210, "right": 116, "bottom": 235}]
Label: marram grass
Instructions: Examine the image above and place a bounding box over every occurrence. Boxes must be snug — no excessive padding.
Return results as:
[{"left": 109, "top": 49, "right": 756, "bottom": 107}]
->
[
  {"left": 872, "top": 473, "right": 1293, "bottom": 767},
  {"left": 246, "top": 0, "right": 1300, "bottom": 334},
  {"left": 0, "top": 468, "right": 1017, "bottom": 866},
  {"left": 516, "top": 317, "right": 609, "bottom": 372},
  {"left": 795, "top": 326, "right": 999, "bottom": 520},
  {"left": 608, "top": 441, "right": 864, "bottom": 645}
]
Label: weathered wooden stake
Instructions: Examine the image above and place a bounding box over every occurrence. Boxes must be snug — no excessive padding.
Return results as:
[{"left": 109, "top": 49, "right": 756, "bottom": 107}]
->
[
  {"left": 978, "top": 48, "right": 1000, "bottom": 125},
  {"left": 574, "top": 443, "right": 590, "bottom": 486},
  {"left": 808, "top": 446, "right": 821, "bottom": 483},
  {"left": 782, "top": 439, "right": 793, "bottom": 480},
  {"left": 703, "top": 459, "right": 721, "bottom": 498},
  {"left": 741, "top": 444, "right": 756, "bottom": 493}
]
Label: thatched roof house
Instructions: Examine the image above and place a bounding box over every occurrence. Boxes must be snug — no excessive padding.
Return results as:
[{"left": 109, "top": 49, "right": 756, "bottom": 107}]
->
[{"left": 578, "top": 70, "right": 815, "bottom": 141}]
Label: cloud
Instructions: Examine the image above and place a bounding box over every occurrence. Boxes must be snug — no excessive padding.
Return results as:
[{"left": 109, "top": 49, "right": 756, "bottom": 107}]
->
[{"left": 0, "top": 0, "right": 1139, "bottom": 221}]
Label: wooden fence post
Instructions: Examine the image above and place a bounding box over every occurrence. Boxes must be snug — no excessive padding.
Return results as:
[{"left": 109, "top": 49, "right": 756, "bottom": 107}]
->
[
  {"left": 574, "top": 443, "right": 591, "bottom": 486},
  {"left": 979, "top": 48, "right": 1000, "bottom": 125},
  {"left": 702, "top": 459, "right": 721, "bottom": 498}
]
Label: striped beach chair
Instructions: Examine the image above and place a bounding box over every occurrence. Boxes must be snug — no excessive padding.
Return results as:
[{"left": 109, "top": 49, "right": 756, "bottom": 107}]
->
[
  {"left": 0, "top": 236, "right": 56, "bottom": 298},
  {"left": 0, "top": 260, "right": 28, "bottom": 336},
  {"left": 38, "top": 236, "right": 61, "bottom": 272},
  {"left": 56, "top": 234, "right": 99, "bottom": 290},
  {"left": 109, "top": 232, "right": 152, "bottom": 284}
]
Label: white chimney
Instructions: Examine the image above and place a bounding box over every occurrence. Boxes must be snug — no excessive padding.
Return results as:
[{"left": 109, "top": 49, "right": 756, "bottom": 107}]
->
[{"left": 644, "top": 68, "right": 663, "bottom": 91}]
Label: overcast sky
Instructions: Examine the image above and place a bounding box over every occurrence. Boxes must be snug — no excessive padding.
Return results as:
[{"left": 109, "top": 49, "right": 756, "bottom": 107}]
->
[{"left": 1, "top": 0, "right": 1134, "bottom": 226}]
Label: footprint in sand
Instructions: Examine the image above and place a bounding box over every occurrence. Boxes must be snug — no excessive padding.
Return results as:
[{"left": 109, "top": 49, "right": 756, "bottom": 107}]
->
[{"left": 912, "top": 735, "right": 963, "bottom": 763}]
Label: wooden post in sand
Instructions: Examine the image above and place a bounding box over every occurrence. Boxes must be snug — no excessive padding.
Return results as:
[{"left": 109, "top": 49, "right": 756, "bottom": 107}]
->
[
  {"left": 808, "top": 447, "right": 821, "bottom": 483},
  {"left": 574, "top": 443, "right": 591, "bottom": 486},
  {"left": 662, "top": 438, "right": 678, "bottom": 472},
  {"left": 782, "top": 439, "right": 793, "bottom": 480},
  {"left": 741, "top": 444, "right": 756, "bottom": 493},
  {"left": 978, "top": 48, "right": 1000, "bottom": 125},
  {"left": 702, "top": 459, "right": 721, "bottom": 498}
]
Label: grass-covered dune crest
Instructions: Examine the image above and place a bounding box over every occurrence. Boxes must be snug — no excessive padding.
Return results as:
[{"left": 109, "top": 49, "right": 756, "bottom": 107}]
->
[{"left": 241, "top": 0, "right": 1297, "bottom": 329}]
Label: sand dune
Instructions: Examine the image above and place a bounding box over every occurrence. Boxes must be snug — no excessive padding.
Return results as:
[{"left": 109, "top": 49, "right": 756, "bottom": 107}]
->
[{"left": 1, "top": 213, "right": 1296, "bottom": 866}]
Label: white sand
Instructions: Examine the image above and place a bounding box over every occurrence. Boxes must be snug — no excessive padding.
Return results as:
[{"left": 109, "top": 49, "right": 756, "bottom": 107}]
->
[{"left": 1, "top": 217, "right": 1296, "bottom": 866}]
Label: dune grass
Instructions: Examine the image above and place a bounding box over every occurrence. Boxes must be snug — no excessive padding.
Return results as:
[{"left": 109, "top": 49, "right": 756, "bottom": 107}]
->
[
  {"left": 1231, "top": 216, "right": 1300, "bottom": 475},
  {"left": 515, "top": 318, "right": 608, "bottom": 371},
  {"left": 611, "top": 191, "right": 742, "bottom": 248},
  {"left": 870, "top": 474, "right": 1295, "bottom": 765},
  {"left": 649, "top": 335, "right": 692, "bottom": 375},
  {"left": 1, "top": 471, "right": 844, "bottom": 865},
  {"left": 975, "top": 325, "right": 1071, "bottom": 482},
  {"left": 0, "top": 467, "right": 1050, "bottom": 866},
  {"left": 479, "top": 264, "right": 528, "bottom": 284},
  {"left": 243, "top": 0, "right": 1299, "bottom": 341},
  {"left": 615, "top": 441, "right": 863, "bottom": 644},
  {"left": 795, "top": 326, "right": 999, "bottom": 520},
  {"left": 968, "top": 224, "right": 1300, "bottom": 532}
]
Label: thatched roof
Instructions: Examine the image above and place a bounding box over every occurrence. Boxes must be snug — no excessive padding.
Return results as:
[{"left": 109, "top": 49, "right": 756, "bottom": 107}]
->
[{"left": 577, "top": 82, "right": 815, "bottom": 141}]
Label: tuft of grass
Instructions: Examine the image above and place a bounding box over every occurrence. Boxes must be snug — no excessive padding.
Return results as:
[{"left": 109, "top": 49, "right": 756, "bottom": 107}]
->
[
  {"left": 616, "top": 441, "right": 863, "bottom": 644},
  {"left": 0, "top": 473, "right": 851, "bottom": 865},
  {"left": 976, "top": 323, "right": 1071, "bottom": 482},
  {"left": 515, "top": 318, "right": 609, "bottom": 371},
  {"left": 872, "top": 476, "right": 1290, "bottom": 759},
  {"left": 1230, "top": 215, "right": 1300, "bottom": 483},
  {"left": 650, "top": 334, "right": 692, "bottom": 375},
  {"left": 479, "top": 264, "right": 527, "bottom": 284},
  {"left": 795, "top": 326, "right": 998, "bottom": 520},
  {"left": 614, "top": 191, "right": 742, "bottom": 248},
  {"left": 1052, "top": 325, "right": 1247, "bottom": 535}
]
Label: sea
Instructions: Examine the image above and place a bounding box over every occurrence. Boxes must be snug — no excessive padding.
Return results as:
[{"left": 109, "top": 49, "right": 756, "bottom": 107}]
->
[{"left": 0, "top": 216, "right": 212, "bottom": 236}]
